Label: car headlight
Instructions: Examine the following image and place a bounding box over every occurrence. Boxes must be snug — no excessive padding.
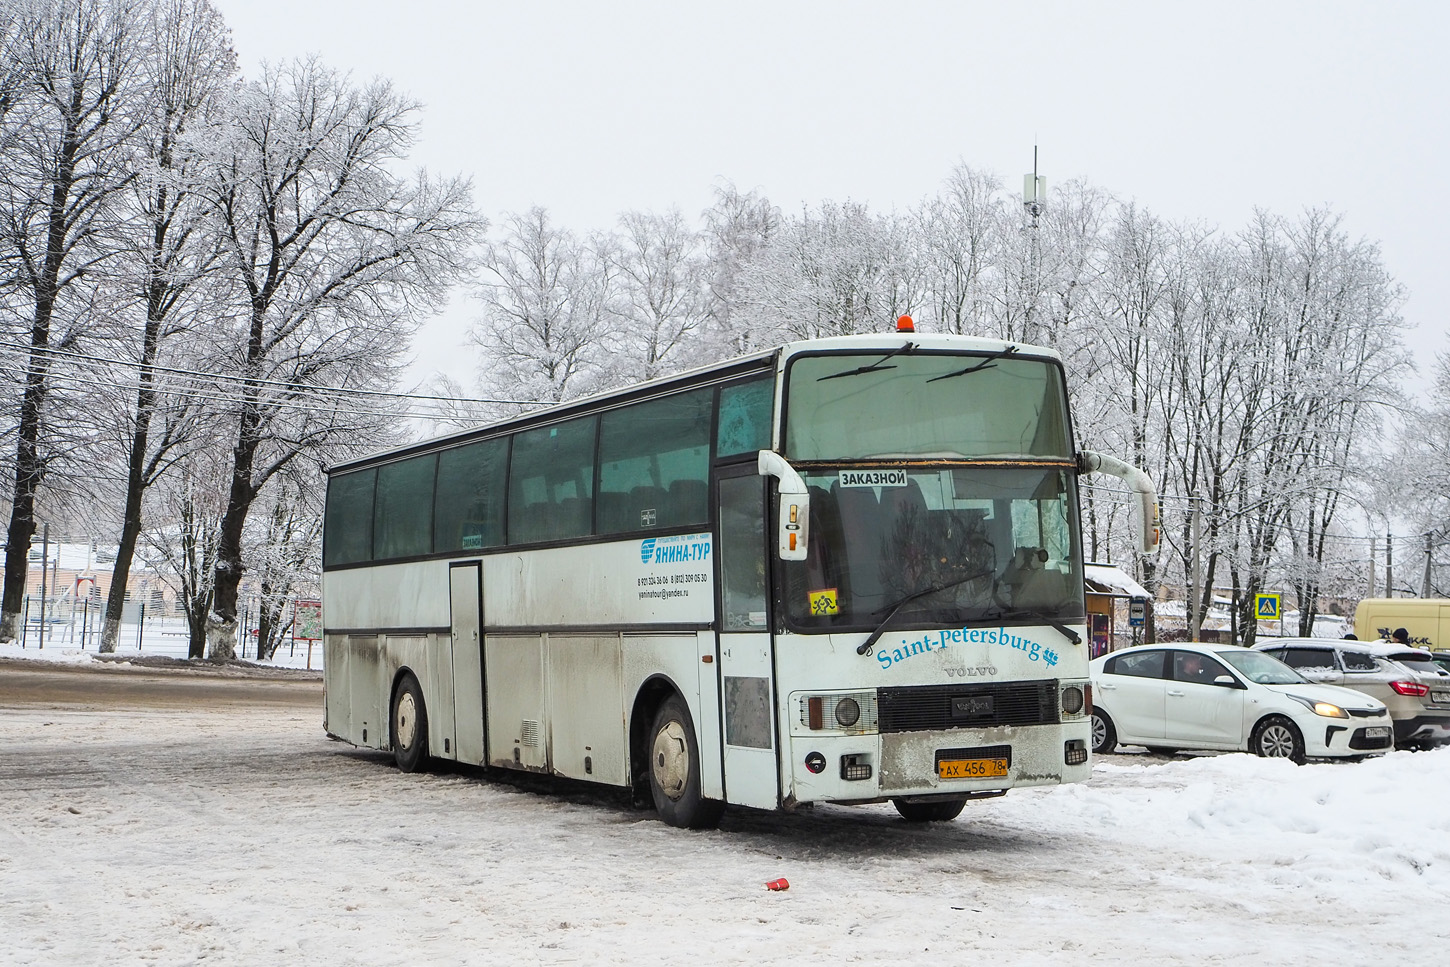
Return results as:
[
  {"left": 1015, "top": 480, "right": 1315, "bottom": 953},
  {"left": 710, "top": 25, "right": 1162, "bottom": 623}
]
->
[{"left": 1288, "top": 695, "right": 1349, "bottom": 718}]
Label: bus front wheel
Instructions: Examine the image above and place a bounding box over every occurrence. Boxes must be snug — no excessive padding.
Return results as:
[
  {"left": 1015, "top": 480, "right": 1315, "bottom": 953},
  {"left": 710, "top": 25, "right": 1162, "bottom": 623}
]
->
[
  {"left": 648, "top": 696, "right": 723, "bottom": 829},
  {"left": 391, "top": 673, "right": 430, "bottom": 773}
]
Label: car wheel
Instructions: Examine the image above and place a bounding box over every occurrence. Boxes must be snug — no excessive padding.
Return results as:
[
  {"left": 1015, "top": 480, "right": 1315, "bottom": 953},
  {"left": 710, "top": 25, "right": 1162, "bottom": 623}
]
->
[
  {"left": 1251, "top": 716, "right": 1305, "bottom": 764},
  {"left": 893, "top": 798, "right": 967, "bottom": 822},
  {"left": 391, "top": 673, "right": 429, "bottom": 773},
  {"left": 648, "top": 696, "right": 724, "bottom": 829},
  {"left": 1091, "top": 709, "right": 1117, "bottom": 754}
]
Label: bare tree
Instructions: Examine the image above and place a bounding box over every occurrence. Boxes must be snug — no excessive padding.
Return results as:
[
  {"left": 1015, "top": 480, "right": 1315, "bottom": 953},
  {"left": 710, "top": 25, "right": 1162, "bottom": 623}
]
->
[
  {"left": 141, "top": 439, "right": 224, "bottom": 656},
  {"left": 246, "top": 469, "right": 320, "bottom": 661},
  {"left": 0, "top": 0, "right": 144, "bottom": 642},
  {"left": 471, "top": 207, "right": 614, "bottom": 406},
  {"left": 736, "top": 200, "right": 918, "bottom": 341},
  {"left": 915, "top": 164, "right": 1003, "bottom": 336},
  {"left": 98, "top": 0, "right": 235, "bottom": 652},
  {"left": 607, "top": 207, "right": 709, "bottom": 380},
  {"left": 699, "top": 182, "right": 778, "bottom": 356},
  {"left": 201, "top": 57, "right": 483, "bottom": 659}
]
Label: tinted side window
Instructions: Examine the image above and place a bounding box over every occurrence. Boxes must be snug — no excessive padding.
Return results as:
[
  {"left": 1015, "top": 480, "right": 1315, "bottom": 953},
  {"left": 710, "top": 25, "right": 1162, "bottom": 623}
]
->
[
  {"left": 508, "top": 416, "right": 597, "bottom": 544},
  {"left": 1281, "top": 647, "right": 1337, "bottom": 670},
  {"left": 598, "top": 389, "right": 713, "bottom": 533},
  {"left": 1109, "top": 650, "right": 1166, "bottom": 679},
  {"left": 1173, "top": 651, "right": 1230, "bottom": 685},
  {"left": 716, "top": 378, "right": 772, "bottom": 457},
  {"left": 324, "top": 468, "right": 376, "bottom": 567},
  {"left": 1341, "top": 651, "right": 1378, "bottom": 672},
  {"left": 435, "top": 437, "right": 509, "bottom": 553},
  {"left": 374, "top": 454, "right": 437, "bottom": 560}
]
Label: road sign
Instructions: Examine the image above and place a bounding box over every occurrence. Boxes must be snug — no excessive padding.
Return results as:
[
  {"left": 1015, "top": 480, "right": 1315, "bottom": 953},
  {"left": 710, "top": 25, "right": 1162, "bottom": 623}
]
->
[
  {"left": 1255, "top": 593, "right": 1281, "bottom": 620},
  {"left": 1129, "top": 596, "right": 1146, "bottom": 627}
]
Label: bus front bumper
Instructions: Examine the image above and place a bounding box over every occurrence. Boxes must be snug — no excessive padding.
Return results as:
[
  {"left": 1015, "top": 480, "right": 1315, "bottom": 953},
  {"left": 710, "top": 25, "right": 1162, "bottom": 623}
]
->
[{"left": 784, "top": 724, "right": 1093, "bottom": 805}]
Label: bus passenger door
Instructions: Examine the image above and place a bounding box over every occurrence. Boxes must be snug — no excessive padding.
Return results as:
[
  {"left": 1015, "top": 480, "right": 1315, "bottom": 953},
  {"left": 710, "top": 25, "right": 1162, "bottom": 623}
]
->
[
  {"left": 715, "top": 473, "right": 780, "bottom": 811},
  {"left": 450, "top": 562, "right": 486, "bottom": 766}
]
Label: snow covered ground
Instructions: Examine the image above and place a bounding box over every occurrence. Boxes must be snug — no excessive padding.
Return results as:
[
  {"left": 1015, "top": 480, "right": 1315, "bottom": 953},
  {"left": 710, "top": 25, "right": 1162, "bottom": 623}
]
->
[{"left": 1, "top": 654, "right": 1446, "bottom": 965}]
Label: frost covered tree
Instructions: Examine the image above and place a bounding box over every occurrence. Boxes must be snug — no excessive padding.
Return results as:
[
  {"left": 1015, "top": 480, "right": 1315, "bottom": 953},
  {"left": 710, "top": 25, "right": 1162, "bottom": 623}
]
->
[
  {"left": 470, "top": 207, "right": 614, "bottom": 407},
  {"left": 247, "top": 469, "right": 320, "bottom": 661},
  {"left": 607, "top": 208, "right": 709, "bottom": 380},
  {"left": 914, "top": 164, "right": 1003, "bottom": 337},
  {"left": 0, "top": 0, "right": 145, "bottom": 643},
  {"left": 735, "top": 200, "right": 918, "bottom": 341},
  {"left": 98, "top": 0, "right": 235, "bottom": 653},
  {"left": 201, "top": 57, "right": 482, "bottom": 659},
  {"left": 140, "top": 438, "right": 224, "bottom": 656},
  {"left": 699, "top": 183, "right": 779, "bottom": 356},
  {"left": 1401, "top": 352, "right": 1450, "bottom": 595}
]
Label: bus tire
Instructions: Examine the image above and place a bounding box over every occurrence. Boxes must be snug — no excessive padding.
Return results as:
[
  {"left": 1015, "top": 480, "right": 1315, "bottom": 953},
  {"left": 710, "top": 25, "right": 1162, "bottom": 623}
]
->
[
  {"left": 893, "top": 798, "right": 967, "bottom": 822},
  {"left": 391, "top": 673, "right": 430, "bottom": 773},
  {"left": 647, "top": 696, "right": 723, "bottom": 830}
]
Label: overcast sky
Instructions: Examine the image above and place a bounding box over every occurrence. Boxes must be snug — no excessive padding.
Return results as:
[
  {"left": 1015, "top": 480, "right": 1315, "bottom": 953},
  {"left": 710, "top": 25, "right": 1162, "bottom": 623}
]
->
[{"left": 213, "top": 1, "right": 1450, "bottom": 393}]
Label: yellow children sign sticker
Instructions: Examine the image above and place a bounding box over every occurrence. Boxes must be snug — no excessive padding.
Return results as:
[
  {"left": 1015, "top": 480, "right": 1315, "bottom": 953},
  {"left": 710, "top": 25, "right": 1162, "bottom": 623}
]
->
[{"left": 808, "top": 588, "right": 839, "bottom": 616}]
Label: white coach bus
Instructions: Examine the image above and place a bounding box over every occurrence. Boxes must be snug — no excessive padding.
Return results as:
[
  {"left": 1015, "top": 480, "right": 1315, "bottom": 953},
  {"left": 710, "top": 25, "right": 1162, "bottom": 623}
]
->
[{"left": 322, "top": 321, "right": 1158, "bottom": 828}]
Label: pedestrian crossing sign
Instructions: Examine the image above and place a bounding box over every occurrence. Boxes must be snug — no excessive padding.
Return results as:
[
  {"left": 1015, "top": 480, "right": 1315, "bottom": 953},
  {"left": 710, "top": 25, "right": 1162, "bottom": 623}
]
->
[{"left": 1255, "top": 593, "right": 1281, "bottom": 620}]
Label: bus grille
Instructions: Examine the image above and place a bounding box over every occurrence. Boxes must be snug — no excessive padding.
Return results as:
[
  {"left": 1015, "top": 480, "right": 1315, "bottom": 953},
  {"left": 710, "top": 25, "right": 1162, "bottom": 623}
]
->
[{"left": 877, "top": 681, "right": 1060, "bottom": 733}]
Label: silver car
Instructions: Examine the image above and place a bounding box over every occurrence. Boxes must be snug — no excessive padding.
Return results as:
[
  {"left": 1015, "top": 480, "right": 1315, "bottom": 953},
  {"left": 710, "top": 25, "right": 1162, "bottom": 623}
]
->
[{"left": 1253, "top": 637, "right": 1450, "bottom": 749}]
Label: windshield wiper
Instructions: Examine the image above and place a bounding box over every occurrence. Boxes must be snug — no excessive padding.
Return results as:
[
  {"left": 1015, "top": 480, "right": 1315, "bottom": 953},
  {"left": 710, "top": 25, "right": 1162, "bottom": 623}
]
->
[
  {"left": 817, "top": 341, "right": 916, "bottom": 381},
  {"left": 926, "top": 345, "right": 1017, "bottom": 383},
  {"left": 856, "top": 568, "right": 996, "bottom": 656},
  {"left": 981, "top": 607, "right": 1082, "bottom": 646}
]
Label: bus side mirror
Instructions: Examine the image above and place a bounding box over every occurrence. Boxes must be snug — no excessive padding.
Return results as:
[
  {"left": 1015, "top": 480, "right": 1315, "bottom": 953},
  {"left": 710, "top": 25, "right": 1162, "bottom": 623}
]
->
[
  {"left": 1078, "top": 450, "right": 1159, "bottom": 555},
  {"left": 757, "top": 450, "right": 809, "bottom": 561}
]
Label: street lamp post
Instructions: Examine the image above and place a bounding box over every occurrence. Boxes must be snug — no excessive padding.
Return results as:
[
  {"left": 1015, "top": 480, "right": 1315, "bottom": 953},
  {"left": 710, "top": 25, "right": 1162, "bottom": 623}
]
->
[{"left": 38, "top": 523, "right": 49, "bottom": 650}]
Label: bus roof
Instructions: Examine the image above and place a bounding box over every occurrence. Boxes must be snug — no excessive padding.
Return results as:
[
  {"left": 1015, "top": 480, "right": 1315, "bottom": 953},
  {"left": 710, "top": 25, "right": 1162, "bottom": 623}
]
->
[{"left": 328, "top": 332, "right": 1058, "bottom": 475}]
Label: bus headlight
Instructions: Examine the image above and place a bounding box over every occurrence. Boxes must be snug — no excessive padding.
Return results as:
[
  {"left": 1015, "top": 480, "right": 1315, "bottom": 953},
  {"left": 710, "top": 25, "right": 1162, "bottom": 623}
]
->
[
  {"left": 796, "top": 691, "right": 878, "bottom": 734},
  {"left": 1060, "top": 684, "right": 1086, "bottom": 716}
]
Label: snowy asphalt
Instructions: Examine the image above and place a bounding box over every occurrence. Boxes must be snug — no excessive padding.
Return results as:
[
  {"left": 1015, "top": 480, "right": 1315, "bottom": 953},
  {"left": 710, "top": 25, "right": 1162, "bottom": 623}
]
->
[{"left": 1, "top": 659, "right": 1444, "bottom": 965}]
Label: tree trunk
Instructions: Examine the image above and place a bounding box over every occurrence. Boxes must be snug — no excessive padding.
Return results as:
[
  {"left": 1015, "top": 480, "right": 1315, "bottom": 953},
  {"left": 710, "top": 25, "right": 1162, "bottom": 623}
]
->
[
  {"left": 99, "top": 511, "right": 140, "bottom": 654},
  {"left": 207, "top": 403, "right": 260, "bottom": 660},
  {"left": 0, "top": 308, "right": 55, "bottom": 642},
  {"left": 101, "top": 437, "right": 149, "bottom": 652}
]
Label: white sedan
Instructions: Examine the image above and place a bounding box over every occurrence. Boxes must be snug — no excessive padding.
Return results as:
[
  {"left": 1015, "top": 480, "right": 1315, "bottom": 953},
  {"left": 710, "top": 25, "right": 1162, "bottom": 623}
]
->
[{"left": 1090, "top": 643, "right": 1393, "bottom": 762}]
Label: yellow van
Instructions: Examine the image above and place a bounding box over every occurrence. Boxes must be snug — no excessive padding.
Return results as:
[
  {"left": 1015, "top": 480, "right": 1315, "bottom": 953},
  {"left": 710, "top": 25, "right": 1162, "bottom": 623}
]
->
[{"left": 1353, "top": 598, "right": 1450, "bottom": 650}]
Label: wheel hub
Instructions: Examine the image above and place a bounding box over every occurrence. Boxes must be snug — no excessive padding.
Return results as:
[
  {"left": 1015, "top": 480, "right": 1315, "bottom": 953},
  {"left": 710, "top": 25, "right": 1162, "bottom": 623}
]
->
[
  {"left": 651, "top": 720, "right": 689, "bottom": 801},
  {"left": 395, "top": 691, "right": 417, "bottom": 750},
  {"left": 1261, "top": 724, "right": 1294, "bottom": 757}
]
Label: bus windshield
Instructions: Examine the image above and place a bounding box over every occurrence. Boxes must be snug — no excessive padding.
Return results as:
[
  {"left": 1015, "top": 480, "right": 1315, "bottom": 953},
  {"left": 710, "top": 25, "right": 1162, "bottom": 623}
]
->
[
  {"left": 783, "top": 351, "right": 1072, "bottom": 461},
  {"left": 785, "top": 466, "right": 1084, "bottom": 631}
]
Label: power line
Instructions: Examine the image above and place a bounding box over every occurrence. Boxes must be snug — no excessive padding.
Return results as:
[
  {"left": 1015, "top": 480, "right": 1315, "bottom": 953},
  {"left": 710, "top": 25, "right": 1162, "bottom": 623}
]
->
[
  {"left": 0, "top": 340, "right": 537, "bottom": 409},
  {"left": 0, "top": 341, "right": 542, "bottom": 423}
]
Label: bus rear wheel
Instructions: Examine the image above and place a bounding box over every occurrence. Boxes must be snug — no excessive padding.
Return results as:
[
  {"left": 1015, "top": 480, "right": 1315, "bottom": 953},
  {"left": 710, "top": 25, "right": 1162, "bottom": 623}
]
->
[
  {"left": 648, "top": 696, "right": 723, "bottom": 830},
  {"left": 893, "top": 798, "right": 967, "bottom": 822},
  {"left": 391, "top": 673, "right": 430, "bottom": 773}
]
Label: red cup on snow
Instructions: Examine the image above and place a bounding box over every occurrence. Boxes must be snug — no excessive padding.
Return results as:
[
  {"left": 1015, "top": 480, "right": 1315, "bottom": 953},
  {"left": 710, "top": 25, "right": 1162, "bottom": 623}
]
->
[{"left": 765, "top": 878, "right": 789, "bottom": 891}]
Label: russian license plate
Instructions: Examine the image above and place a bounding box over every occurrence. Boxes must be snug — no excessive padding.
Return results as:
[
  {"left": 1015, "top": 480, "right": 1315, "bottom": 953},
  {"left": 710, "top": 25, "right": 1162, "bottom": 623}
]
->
[
  {"left": 1365, "top": 726, "right": 1391, "bottom": 739},
  {"left": 1432, "top": 692, "right": 1450, "bottom": 704},
  {"left": 938, "top": 757, "right": 1009, "bottom": 779}
]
